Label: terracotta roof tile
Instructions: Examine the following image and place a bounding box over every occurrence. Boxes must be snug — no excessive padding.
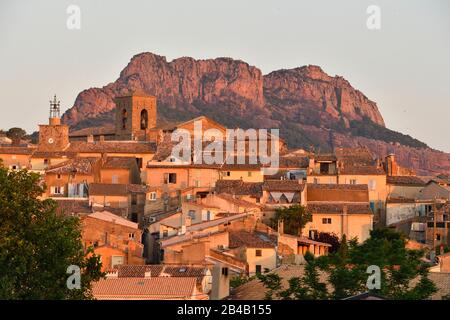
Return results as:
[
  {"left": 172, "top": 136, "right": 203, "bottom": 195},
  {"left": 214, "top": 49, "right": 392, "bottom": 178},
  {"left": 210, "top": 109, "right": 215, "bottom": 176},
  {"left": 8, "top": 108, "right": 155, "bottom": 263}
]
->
[
  {"left": 215, "top": 180, "right": 263, "bottom": 197},
  {"left": 92, "top": 277, "right": 197, "bottom": 300},
  {"left": 229, "top": 231, "right": 275, "bottom": 249},
  {"left": 307, "top": 203, "right": 373, "bottom": 215},
  {"left": 263, "top": 180, "right": 304, "bottom": 191},
  {"left": 46, "top": 157, "right": 99, "bottom": 175},
  {"left": 307, "top": 183, "right": 368, "bottom": 191},
  {"left": 67, "top": 141, "right": 156, "bottom": 154},
  {"left": 0, "top": 146, "right": 35, "bottom": 155},
  {"left": 387, "top": 175, "right": 426, "bottom": 186},
  {"left": 102, "top": 157, "right": 137, "bottom": 169}
]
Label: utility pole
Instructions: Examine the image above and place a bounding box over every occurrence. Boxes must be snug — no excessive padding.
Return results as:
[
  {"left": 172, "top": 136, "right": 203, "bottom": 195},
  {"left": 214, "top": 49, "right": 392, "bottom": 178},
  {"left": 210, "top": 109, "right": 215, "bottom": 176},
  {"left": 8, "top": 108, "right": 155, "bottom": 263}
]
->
[{"left": 432, "top": 199, "right": 437, "bottom": 262}]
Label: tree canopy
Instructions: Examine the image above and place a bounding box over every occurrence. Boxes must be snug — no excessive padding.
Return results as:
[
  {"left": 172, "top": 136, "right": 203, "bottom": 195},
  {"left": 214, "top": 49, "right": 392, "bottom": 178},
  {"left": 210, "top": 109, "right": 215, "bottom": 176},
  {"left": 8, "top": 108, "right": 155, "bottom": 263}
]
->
[
  {"left": 0, "top": 162, "right": 104, "bottom": 299},
  {"left": 270, "top": 204, "right": 312, "bottom": 236},
  {"left": 259, "top": 229, "right": 437, "bottom": 300}
]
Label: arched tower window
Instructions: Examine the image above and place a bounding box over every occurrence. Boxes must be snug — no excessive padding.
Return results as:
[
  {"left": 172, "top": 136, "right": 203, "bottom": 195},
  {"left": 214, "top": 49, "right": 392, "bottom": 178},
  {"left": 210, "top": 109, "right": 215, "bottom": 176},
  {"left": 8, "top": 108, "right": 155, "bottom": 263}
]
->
[
  {"left": 122, "top": 109, "right": 127, "bottom": 130},
  {"left": 140, "top": 109, "right": 148, "bottom": 130}
]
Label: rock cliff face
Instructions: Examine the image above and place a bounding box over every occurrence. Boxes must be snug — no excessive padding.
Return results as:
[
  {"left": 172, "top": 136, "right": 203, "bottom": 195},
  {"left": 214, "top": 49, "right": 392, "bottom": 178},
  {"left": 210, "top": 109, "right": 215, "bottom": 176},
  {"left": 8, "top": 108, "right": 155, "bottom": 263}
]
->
[{"left": 61, "top": 52, "right": 450, "bottom": 175}]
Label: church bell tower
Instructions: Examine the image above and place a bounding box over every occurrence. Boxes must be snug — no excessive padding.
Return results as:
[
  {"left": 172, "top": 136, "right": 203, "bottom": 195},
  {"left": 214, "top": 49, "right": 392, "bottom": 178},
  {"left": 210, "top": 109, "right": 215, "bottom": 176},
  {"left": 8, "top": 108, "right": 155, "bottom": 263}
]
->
[{"left": 38, "top": 95, "right": 70, "bottom": 151}]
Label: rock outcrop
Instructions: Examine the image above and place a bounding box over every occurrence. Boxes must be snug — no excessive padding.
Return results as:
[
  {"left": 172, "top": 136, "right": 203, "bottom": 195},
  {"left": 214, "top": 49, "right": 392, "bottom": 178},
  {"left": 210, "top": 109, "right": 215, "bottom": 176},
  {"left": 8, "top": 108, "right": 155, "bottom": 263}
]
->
[{"left": 61, "top": 52, "right": 450, "bottom": 175}]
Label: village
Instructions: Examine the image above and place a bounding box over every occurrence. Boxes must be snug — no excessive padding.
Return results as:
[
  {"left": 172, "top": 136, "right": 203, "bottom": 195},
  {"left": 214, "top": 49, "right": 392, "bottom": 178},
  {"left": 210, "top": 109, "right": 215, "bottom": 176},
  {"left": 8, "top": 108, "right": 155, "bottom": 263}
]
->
[{"left": 1, "top": 93, "right": 449, "bottom": 300}]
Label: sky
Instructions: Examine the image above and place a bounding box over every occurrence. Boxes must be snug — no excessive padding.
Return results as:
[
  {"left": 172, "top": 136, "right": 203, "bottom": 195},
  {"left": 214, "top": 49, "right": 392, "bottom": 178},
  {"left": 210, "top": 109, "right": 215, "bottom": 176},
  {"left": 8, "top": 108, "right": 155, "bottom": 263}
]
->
[{"left": 0, "top": 0, "right": 449, "bottom": 151}]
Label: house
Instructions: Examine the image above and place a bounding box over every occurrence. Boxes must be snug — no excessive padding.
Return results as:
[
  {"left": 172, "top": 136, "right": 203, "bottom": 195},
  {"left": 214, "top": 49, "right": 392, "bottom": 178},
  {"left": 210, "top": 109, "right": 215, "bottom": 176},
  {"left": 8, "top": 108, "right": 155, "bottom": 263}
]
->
[
  {"left": 44, "top": 157, "right": 100, "bottom": 198},
  {"left": 277, "top": 232, "right": 331, "bottom": 258},
  {"left": 214, "top": 180, "right": 263, "bottom": 203},
  {"left": 99, "top": 156, "right": 141, "bottom": 185},
  {"left": 80, "top": 211, "right": 144, "bottom": 271},
  {"left": 306, "top": 154, "right": 338, "bottom": 184},
  {"left": 420, "top": 181, "right": 450, "bottom": 201},
  {"left": 335, "top": 148, "right": 387, "bottom": 226},
  {"left": 0, "top": 146, "right": 34, "bottom": 170},
  {"left": 387, "top": 175, "right": 426, "bottom": 199},
  {"left": 261, "top": 180, "right": 305, "bottom": 207},
  {"left": 109, "top": 264, "right": 212, "bottom": 297},
  {"left": 228, "top": 231, "right": 277, "bottom": 276},
  {"left": 92, "top": 277, "right": 205, "bottom": 300},
  {"left": 425, "top": 203, "right": 450, "bottom": 248},
  {"left": 220, "top": 162, "right": 264, "bottom": 183},
  {"left": 88, "top": 183, "right": 148, "bottom": 222},
  {"left": 305, "top": 183, "right": 373, "bottom": 242}
]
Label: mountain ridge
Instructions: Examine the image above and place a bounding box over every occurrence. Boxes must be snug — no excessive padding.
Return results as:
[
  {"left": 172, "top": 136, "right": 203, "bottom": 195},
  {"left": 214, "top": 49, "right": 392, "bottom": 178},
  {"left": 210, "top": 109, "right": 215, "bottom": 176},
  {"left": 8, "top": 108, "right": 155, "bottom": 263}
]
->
[{"left": 61, "top": 52, "right": 450, "bottom": 175}]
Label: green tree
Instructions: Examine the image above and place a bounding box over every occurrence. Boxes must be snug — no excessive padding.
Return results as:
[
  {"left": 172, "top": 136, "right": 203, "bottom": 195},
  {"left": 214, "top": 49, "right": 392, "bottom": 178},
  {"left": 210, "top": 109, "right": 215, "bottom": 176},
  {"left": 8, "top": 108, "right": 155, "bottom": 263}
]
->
[
  {"left": 0, "top": 162, "right": 104, "bottom": 299},
  {"left": 271, "top": 204, "right": 312, "bottom": 236},
  {"left": 259, "top": 229, "right": 437, "bottom": 300},
  {"left": 6, "top": 127, "right": 27, "bottom": 140}
]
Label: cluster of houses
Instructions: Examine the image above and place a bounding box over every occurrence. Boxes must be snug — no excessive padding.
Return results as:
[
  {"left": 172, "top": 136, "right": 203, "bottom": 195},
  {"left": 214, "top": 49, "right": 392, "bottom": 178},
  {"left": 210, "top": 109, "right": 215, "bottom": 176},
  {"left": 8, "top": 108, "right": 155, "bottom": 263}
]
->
[{"left": 1, "top": 93, "right": 449, "bottom": 299}]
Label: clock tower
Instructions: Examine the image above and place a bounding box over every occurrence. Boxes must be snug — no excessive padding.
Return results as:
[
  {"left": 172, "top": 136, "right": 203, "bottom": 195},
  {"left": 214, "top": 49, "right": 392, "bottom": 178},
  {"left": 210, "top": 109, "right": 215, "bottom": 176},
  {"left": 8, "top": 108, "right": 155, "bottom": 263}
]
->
[{"left": 38, "top": 95, "right": 70, "bottom": 151}]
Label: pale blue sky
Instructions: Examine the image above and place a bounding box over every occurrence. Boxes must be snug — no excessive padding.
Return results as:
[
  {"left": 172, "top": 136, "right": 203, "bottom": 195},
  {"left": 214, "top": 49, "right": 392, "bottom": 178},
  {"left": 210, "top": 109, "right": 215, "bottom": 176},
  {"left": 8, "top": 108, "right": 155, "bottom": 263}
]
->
[{"left": 0, "top": 0, "right": 449, "bottom": 151}]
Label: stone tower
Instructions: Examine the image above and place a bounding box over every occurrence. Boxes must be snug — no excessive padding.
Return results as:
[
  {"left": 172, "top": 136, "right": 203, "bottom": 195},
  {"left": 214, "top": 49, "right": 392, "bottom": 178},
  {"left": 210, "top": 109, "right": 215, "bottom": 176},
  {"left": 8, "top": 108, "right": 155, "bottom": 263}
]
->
[
  {"left": 38, "top": 95, "right": 69, "bottom": 151},
  {"left": 114, "top": 93, "right": 157, "bottom": 141}
]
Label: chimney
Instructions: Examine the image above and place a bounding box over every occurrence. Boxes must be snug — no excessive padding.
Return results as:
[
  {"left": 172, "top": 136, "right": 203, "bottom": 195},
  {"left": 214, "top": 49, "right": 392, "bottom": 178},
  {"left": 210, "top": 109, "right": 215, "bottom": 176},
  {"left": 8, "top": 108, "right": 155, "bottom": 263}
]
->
[{"left": 87, "top": 134, "right": 94, "bottom": 143}]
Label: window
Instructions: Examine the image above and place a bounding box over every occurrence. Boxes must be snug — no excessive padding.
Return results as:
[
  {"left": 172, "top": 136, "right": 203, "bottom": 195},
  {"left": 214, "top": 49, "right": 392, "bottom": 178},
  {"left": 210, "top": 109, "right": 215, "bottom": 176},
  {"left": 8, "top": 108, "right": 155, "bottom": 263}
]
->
[
  {"left": 11, "top": 165, "right": 17, "bottom": 170},
  {"left": 44, "top": 159, "right": 49, "bottom": 166},
  {"left": 248, "top": 171, "right": 252, "bottom": 177},
  {"left": 188, "top": 210, "right": 196, "bottom": 220},
  {"left": 322, "top": 218, "right": 332, "bottom": 224},
  {"left": 223, "top": 171, "right": 231, "bottom": 177},
  {"left": 149, "top": 192, "right": 157, "bottom": 201},
  {"left": 255, "top": 249, "right": 262, "bottom": 257},
  {"left": 128, "top": 233, "right": 135, "bottom": 240},
  {"left": 57, "top": 174, "right": 61, "bottom": 180},
  {"left": 121, "top": 109, "right": 127, "bottom": 130},
  {"left": 162, "top": 230, "right": 168, "bottom": 238},
  {"left": 111, "top": 256, "right": 124, "bottom": 268},
  {"left": 164, "top": 173, "right": 177, "bottom": 184},
  {"left": 206, "top": 210, "right": 211, "bottom": 221},
  {"left": 51, "top": 186, "right": 64, "bottom": 195},
  {"left": 194, "top": 180, "right": 200, "bottom": 187},
  {"left": 221, "top": 267, "right": 229, "bottom": 276},
  {"left": 255, "top": 265, "right": 262, "bottom": 275},
  {"left": 313, "top": 178, "right": 318, "bottom": 184},
  {"left": 140, "top": 109, "right": 148, "bottom": 130},
  {"left": 368, "top": 179, "right": 376, "bottom": 190},
  {"left": 112, "top": 175, "right": 119, "bottom": 184},
  {"left": 320, "top": 163, "right": 330, "bottom": 174},
  {"left": 349, "top": 179, "right": 357, "bottom": 185}
]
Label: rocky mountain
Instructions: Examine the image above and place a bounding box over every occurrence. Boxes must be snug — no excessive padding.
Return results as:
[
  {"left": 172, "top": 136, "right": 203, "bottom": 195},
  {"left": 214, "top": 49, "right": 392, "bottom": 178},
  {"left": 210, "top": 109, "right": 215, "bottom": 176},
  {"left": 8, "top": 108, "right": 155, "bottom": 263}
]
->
[{"left": 62, "top": 52, "right": 450, "bottom": 175}]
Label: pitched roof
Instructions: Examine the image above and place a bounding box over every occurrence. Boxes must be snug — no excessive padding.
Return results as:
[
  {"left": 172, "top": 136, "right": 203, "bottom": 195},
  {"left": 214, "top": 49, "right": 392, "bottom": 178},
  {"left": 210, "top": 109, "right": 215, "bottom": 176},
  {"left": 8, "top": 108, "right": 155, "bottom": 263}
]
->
[
  {"left": 387, "top": 175, "right": 426, "bottom": 186},
  {"left": 215, "top": 180, "right": 263, "bottom": 197},
  {"left": 307, "top": 203, "right": 373, "bottom": 215},
  {"left": 86, "top": 210, "right": 138, "bottom": 229},
  {"left": 69, "top": 126, "right": 116, "bottom": 137},
  {"left": 307, "top": 183, "right": 368, "bottom": 191},
  {"left": 46, "top": 157, "right": 99, "bottom": 175},
  {"left": 278, "top": 156, "right": 309, "bottom": 168},
  {"left": 54, "top": 199, "right": 92, "bottom": 215},
  {"left": 92, "top": 277, "right": 197, "bottom": 300},
  {"left": 229, "top": 231, "right": 275, "bottom": 249},
  {"left": 67, "top": 141, "right": 156, "bottom": 154},
  {"left": 102, "top": 157, "right": 137, "bottom": 169},
  {"left": 215, "top": 193, "right": 262, "bottom": 209},
  {"left": 89, "top": 183, "right": 128, "bottom": 196},
  {"left": 263, "top": 180, "right": 305, "bottom": 191},
  {"left": 0, "top": 146, "right": 34, "bottom": 155}
]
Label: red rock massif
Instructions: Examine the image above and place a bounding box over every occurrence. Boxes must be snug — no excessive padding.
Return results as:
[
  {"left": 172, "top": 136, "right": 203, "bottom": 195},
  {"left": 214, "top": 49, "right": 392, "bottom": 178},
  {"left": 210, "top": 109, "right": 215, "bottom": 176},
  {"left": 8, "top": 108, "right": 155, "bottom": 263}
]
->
[{"left": 62, "top": 52, "right": 450, "bottom": 175}]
